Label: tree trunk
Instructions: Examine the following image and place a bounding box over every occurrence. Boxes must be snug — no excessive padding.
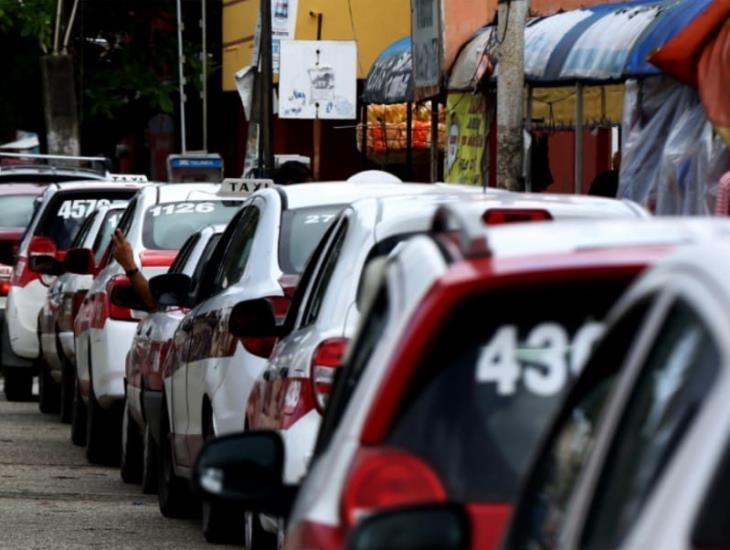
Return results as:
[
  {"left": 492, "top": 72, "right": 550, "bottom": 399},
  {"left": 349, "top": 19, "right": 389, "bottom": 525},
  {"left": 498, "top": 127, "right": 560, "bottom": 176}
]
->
[{"left": 40, "top": 54, "right": 80, "bottom": 157}]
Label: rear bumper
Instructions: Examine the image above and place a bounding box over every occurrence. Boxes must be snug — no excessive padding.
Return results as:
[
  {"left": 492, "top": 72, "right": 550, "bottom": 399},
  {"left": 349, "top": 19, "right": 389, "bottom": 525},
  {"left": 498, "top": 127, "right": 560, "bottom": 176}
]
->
[{"left": 1, "top": 313, "right": 35, "bottom": 371}]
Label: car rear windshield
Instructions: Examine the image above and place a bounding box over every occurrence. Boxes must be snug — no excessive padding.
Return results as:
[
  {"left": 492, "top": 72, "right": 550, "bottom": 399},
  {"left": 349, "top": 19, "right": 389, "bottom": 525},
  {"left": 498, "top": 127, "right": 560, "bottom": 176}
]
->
[
  {"left": 0, "top": 194, "right": 39, "bottom": 228},
  {"left": 36, "top": 191, "right": 133, "bottom": 250},
  {"left": 142, "top": 201, "right": 240, "bottom": 250},
  {"left": 278, "top": 205, "right": 343, "bottom": 274},
  {"left": 92, "top": 208, "right": 125, "bottom": 262},
  {"left": 386, "top": 275, "right": 635, "bottom": 503}
]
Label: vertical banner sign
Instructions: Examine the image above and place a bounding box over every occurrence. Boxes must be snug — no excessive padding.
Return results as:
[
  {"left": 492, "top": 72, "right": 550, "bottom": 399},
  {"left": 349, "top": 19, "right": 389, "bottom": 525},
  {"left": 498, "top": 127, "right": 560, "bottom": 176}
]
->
[
  {"left": 445, "top": 93, "right": 488, "bottom": 186},
  {"left": 252, "top": 0, "right": 299, "bottom": 74},
  {"left": 412, "top": 0, "right": 441, "bottom": 100}
]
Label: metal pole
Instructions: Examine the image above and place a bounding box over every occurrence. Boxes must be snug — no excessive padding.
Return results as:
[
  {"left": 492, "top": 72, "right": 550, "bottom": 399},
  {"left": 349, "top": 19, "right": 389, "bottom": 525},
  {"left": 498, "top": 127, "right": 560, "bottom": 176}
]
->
[
  {"left": 406, "top": 102, "right": 413, "bottom": 179},
  {"left": 430, "top": 99, "right": 439, "bottom": 182},
  {"left": 575, "top": 82, "right": 584, "bottom": 195},
  {"left": 260, "top": 0, "right": 275, "bottom": 177},
  {"left": 496, "top": 0, "right": 528, "bottom": 191},
  {"left": 361, "top": 104, "right": 368, "bottom": 168},
  {"left": 176, "top": 0, "right": 187, "bottom": 153},
  {"left": 201, "top": 0, "right": 208, "bottom": 152},
  {"left": 525, "top": 84, "right": 533, "bottom": 192},
  {"left": 53, "top": 0, "right": 65, "bottom": 54}
]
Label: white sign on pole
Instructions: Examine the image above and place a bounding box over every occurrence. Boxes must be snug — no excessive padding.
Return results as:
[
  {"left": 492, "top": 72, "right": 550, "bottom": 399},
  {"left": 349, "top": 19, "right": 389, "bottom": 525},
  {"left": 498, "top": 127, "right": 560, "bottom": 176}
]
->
[
  {"left": 412, "top": 0, "right": 441, "bottom": 97},
  {"left": 279, "top": 40, "right": 358, "bottom": 120},
  {"left": 253, "top": 0, "right": 299, "bottom": 74}
]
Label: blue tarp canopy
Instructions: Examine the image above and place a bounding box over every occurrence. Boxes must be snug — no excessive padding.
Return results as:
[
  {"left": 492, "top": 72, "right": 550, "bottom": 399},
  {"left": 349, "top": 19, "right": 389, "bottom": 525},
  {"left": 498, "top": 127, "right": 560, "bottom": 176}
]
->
[{"left": 362, "top": 37, "right": 413, "bottom": 104}]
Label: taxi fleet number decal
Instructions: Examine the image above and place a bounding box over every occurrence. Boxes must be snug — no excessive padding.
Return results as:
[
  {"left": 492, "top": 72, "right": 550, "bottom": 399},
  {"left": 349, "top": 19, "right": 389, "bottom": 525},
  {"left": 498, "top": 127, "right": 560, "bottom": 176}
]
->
[
  {"left": 476, "top": 322, "right": 604, "bottom": 396},
  {"left": 304, "top": 214, "right": 336, "bottom": 224},
  {"left": 58, "top": 199, "right": 117, "bottom": 219},
  {"left": 149, "top": 202, "right": 215, "bottom": 217}
]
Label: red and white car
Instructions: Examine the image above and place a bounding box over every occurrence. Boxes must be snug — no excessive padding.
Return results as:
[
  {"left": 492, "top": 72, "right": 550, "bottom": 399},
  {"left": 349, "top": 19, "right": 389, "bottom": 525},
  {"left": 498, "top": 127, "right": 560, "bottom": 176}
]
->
[
  {"left": 194, "top": 216, "right": 730, "bottom": 550},
  {"left": 121, "top": 223, "right": 225, "bottom": 493},
  {"left": 4, "top": 181, "right": 142, "bottom": 401},
  {"left": 72, "top": 183, "right": 242, "bottom": 465},
  {"left": 38, "top": 204, "right": 126, "bottom": 418}
]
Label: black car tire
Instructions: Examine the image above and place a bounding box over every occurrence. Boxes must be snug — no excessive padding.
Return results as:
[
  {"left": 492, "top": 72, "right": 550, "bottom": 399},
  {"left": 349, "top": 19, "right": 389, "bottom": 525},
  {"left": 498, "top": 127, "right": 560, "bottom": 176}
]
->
[
  {"left": 244, "top": 511, "right": 276, "bottom": 550},
  {"left": 157, "top": 399, "right": 196, "bottom": 518},
  {"left": 141, "top": 423, "right": 158, "bottom": 495},
  {"left": 120, "top": 397, "right": 143, "bottom": 484},
  {"left": 70, "top": 375, "right": 87, "bottom": 446},
  {"left": 3, "top": 369, "right": 33, "bottom": 401},
  {"left": 38, "top": 360, "right": 61, "bottom": 414},
  {"left": 59, "top": 356, "right": 74, "bottom": 424}
]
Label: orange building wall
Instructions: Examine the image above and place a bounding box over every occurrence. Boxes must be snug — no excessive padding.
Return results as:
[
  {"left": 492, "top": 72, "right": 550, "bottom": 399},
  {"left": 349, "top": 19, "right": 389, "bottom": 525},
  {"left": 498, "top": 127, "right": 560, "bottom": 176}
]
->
[{"left": 481, "top": 0, "right": 629, "bottom": 21}]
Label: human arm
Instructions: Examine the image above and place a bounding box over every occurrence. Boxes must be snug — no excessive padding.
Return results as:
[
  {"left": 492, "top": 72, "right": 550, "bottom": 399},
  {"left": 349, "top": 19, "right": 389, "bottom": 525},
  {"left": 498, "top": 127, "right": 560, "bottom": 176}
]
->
[{"left": 111, "top": 229, "right": 157, "bottom": 311}]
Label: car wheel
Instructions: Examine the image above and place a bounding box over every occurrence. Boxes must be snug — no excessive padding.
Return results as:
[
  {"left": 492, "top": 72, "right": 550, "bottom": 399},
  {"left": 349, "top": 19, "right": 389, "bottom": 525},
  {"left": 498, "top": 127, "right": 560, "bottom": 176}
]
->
[
  {"left": 38, "top": 360, "right": 61, "bottom": 414},
  {"left": 70, "top": 375, "right": 87, "bottom": 446},
  {"left": 157, "top": 400, "right": 196, "bottom": 518},
  {"left": 120, "top": 397, "right": 143, "bottom": 484},
  {"left": 201, "top": 406, "right": 244, "bottom": 544},
  {"left": 141, "top": 423, "right": 158, "bottom": 495},
  {"left": 59, "top": 357, "right": 74, "bottom": 424},
  {"left": 85, "top": 349, "right": 122, "bottom": 466},
  {"left": 3, "top": 368, "right": 33, "bottom": 401},
  {"left": 244, "top": 511, "right": 277, "bottom": 550}
]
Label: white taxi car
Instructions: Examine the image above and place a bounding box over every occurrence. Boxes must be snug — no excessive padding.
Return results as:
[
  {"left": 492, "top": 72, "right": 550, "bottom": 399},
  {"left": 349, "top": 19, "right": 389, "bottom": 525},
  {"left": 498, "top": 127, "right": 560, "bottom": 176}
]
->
[
  {"left": 72, "top": 183, "right": 243, "bottom": 465},
  {"left": 121, "top": 224, "right": 225, "bottom": 492},
  {"left": 38, "top": 204, "right": 126, "bottom": 418},
  {"left": 4, "top": 181, "right": 142, "bottom": 401},
  {"left": 154, "top": 181, "right": 480, "bottom": 542}
]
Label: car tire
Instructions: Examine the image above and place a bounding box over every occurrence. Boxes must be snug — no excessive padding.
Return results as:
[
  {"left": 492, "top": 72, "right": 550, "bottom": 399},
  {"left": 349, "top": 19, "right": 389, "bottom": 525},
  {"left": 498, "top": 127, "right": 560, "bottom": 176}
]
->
[
  {"left": 120, "top": 397, "right": 143, "bottom": 484},
  {"left": 201, "top": 406, "right": 244, "bottom": 545},
  {"left": 244, "top": 511, "right": 276, "bottom": 550},
  {"left": 157, "top": 400, "right": 196, "bottom": 518},
  {"left": 3, "top": 369, "right": 33, "bottom": 402},
  {"left": 70, "top": 375, "right": 87, "bottom": 446},
  {"left": 38, "top": 360, "right": 61, "bottom": 414},
  {"left": 141, "top": 423, "right": 158, "bottom": 495},
  {"left": 59, "top": 357, "right": 74, "bottom": 424},
  {"left": 85, "top": 350, "right": 122, "bottom": 466}
]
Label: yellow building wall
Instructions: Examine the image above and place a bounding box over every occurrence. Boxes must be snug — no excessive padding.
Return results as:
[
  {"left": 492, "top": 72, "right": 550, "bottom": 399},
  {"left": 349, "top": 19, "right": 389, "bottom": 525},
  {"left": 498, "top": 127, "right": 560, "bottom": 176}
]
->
[{"left": 222, "top": 0, "right": 411, "bottom": 91}]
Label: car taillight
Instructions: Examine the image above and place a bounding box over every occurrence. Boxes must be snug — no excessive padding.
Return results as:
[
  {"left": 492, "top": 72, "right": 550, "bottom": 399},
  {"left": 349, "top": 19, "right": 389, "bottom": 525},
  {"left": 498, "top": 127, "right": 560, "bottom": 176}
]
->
[
  {"left": 0, "top": 277, "right": 10, "bottom": 296},
  {"left": 106, "top": 275, "right": 134, "bottom": 321},
  {"left": 139, "top": 250, "right": 177, "bottom": 268},
  {"left": 341, "top": 448, "right": 447, "bottom": 528},
  {"left": 482, "top": 208, "right": 553, "bottom": 225},
  {"left": 283, "top": 521, "right": 343, "bottom": 550},
  {"left": 310, "top": 338, "right": 349, "bottom": 413}
]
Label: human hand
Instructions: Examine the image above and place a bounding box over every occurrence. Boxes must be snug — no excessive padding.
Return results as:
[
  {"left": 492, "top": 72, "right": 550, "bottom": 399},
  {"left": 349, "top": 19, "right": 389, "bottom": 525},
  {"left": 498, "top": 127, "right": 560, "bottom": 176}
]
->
[{"left": 112, "top": 229, "right": 136, "bottom": 272}]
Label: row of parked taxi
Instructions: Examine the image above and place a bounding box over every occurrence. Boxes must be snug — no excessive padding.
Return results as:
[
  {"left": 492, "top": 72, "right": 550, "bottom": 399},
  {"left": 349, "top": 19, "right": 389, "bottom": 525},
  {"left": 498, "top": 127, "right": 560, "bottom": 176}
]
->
[{"left": 3, "top": 159, "right": 730, "bottom": 549}]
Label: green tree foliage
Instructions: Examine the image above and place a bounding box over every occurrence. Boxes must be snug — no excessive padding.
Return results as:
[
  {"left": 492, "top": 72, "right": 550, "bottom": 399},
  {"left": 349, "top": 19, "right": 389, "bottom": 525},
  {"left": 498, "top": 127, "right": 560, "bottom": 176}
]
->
[{"left": 0, "top": 0, "right": 55, "bottom": 53}]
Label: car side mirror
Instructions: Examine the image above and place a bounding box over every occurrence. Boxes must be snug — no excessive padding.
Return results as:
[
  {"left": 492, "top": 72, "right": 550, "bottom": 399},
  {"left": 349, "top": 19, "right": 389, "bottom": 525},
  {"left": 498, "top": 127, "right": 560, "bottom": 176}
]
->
[
  {"left": 28, "top": 235, "right": 57, "bottom": 257},
  {"left": 149, "top": 273, "right": 191, "bottom": 307},
  {"left": 110, "top": 284, "right": 146, "bottom": 311},
  {"left": 64, "top": 248, "right": 95, "bottom": 275},
  {"left": 228, "top": 298, "right": 280, "bottom": 338},
  {"left": 29, "top": 254, "right": 64, "bottom": 276},
  {"left": 193, "top": 431, "right": 295, "bottom": 516},
  {"left": 346, "top": 504, "right": 471, "bottom": 550}
]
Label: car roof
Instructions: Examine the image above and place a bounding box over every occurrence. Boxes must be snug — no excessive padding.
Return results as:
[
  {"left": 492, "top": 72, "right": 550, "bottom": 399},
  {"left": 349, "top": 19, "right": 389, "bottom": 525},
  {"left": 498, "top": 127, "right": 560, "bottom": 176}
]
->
[
  {"left": 0, "top": 165, "right": 107, "bottom": 183},
  {"left": 483, "top": 218, "right": 730, "bottom": 260},
  {"left": 275, "top": 182, "right": 480, "bottom": 209},
  {"left": 0, "top": 183, "right": 47, "bottom": 196},
  {"left": 50, "top": 180, "right": 146, "bottom": 193},
  {"left": 155, "top": 182, "right": 231, "bottom": 203}
]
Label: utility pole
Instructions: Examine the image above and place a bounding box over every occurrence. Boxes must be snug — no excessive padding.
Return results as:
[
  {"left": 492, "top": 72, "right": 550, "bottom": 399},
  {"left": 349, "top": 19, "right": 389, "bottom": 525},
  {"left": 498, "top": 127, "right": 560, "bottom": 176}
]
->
[
  {"left": 258, "top": 0, "right": 275, "bottom": 177},
  {"left": 201, "top": 0, "right": 208, "bottom": 152},
  {"left": 496, "top": 0, "right": 528, "bottom": 191},
  {"left": 176, "top": 0, "right": 187, "bottom": 153}
]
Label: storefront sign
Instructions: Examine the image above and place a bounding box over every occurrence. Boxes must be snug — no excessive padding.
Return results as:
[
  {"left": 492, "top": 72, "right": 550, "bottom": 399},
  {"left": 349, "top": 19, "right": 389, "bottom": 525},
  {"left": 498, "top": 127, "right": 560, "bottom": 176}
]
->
[{"left": 445, "top": 93, "right": 488, "bottom": 186}]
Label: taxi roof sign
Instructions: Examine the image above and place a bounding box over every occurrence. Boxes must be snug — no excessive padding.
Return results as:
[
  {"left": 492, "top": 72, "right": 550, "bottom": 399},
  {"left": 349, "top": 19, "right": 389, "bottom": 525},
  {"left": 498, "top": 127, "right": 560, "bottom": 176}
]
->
[
  {"left": 109, "top": 173, "right": 148, "bottom": 183},
  {"left": 219, "top": 178, "right": 275, "bottom": 197}
]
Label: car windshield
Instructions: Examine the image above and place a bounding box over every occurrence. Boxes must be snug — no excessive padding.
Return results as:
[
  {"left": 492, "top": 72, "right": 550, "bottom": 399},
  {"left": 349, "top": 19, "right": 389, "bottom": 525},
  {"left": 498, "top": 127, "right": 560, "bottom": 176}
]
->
[
  {"left": 0, "top": 194, "right": 40, "bottom": 228},
  {"left": 37, "top": 191, "right": 132, "bottom": 250},
  {"left": 386, "top": 274, "right": 635, "bottom": 503},
  {"left": 142, "top": 201, "right": 240, "bottom": 250},
  {"left": 278, "top": 205, "right": 344, "bottom": 274}
]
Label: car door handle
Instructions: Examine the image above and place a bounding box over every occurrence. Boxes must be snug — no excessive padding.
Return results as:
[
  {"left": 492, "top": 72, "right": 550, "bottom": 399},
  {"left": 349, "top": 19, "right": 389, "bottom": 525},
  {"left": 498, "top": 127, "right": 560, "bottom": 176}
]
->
[
  {"left": 263, "top": 370, "right": 272, "bottom": 382},
  {"left": 278, "top": 367, "right": 289, "bottom": 378}
]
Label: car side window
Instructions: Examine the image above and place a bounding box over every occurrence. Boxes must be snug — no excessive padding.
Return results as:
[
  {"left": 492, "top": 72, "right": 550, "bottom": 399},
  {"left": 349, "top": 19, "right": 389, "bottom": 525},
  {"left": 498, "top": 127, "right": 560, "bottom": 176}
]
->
[
  {"left": 314, "top": 283, "right": 390, "bottom": 454},
  {"left": 169, "top": 233, "right": 199, "bottom": 275},
  {"left": 300, "top": 219, "right": 349, "bottom": 328},
  {"left": 211, "top": 206, "right": 260, "bottom": 293},
  {"left": 71, "top": 211, "right": 97, "bottom": 248},
  {"left": 580, "top": 299, "right": 720, "bottom": 549},
  {"left": 506, "top": 296, "right": 654, "bottom": 550},
  {"left": 187, "top": 234, "right": 221, "bottom": 303}
]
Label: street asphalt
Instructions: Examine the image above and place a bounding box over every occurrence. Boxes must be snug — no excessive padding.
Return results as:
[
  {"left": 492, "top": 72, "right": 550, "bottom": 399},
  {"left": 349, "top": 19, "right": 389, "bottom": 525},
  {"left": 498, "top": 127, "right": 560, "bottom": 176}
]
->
[{"left": 0, "top": 381, "right": 233, "bottom": 549}]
